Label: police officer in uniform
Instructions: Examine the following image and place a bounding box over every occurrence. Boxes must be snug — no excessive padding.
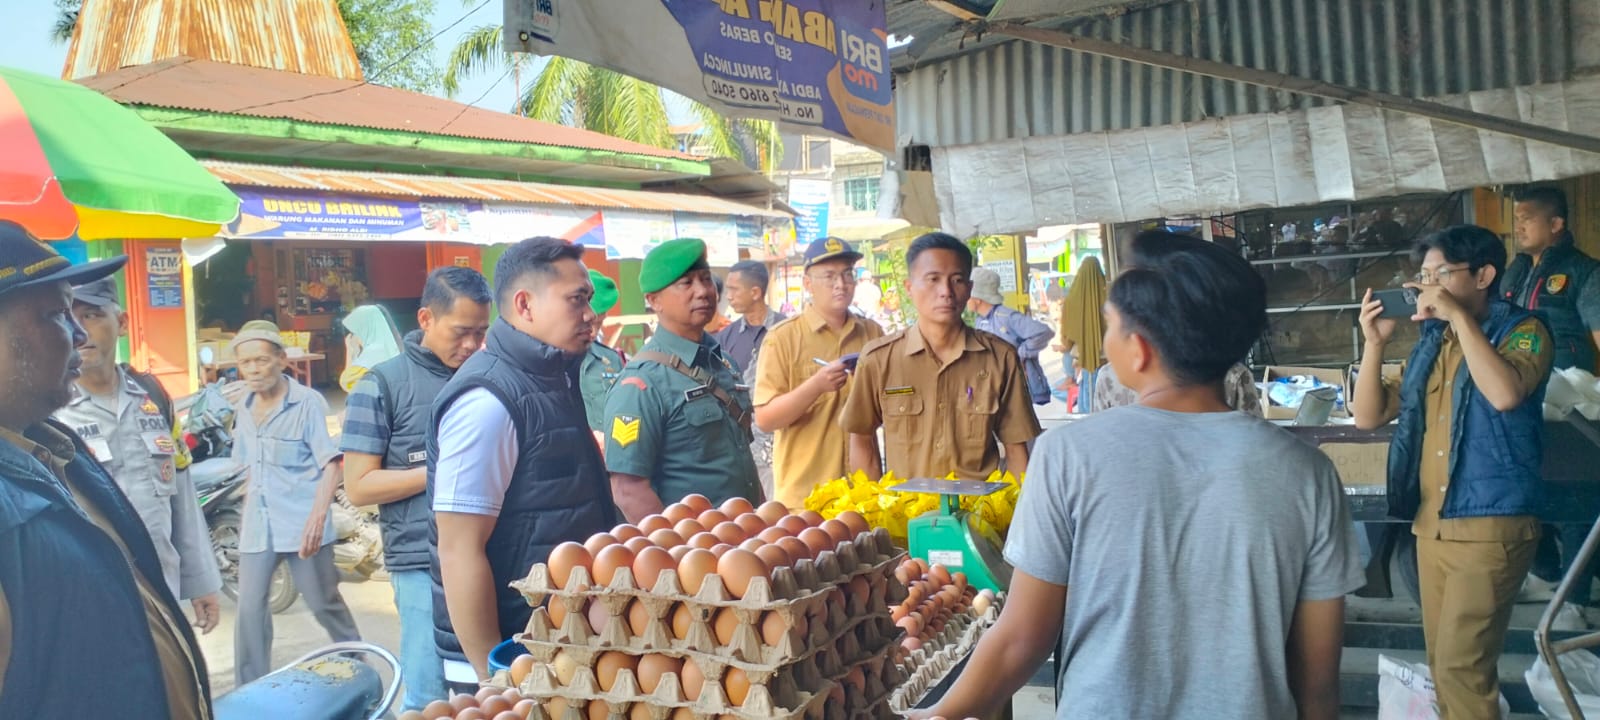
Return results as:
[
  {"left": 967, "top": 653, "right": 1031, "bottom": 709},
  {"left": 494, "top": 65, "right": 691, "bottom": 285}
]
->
[
  {"left": 580, "top": 269, "right": 626, "bottom": 441},
  {"left": 55, "top": 277, "right": 222, "bottom": 633},
  {"left": 1506, "top": 187, "right": 1600, "bottom": 613},
  {"left": 842, "top": 232, "right": 1042, "bottom": 480},
  {"left": 604, "top": 238, "right": 761, "bottom": 521}
]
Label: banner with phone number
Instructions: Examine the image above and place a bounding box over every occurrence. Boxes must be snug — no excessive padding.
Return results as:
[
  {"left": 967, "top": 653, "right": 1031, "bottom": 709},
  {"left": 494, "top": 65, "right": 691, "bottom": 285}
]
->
[{"left": 506, "top": 0, "right": 894, "bottom": 152}]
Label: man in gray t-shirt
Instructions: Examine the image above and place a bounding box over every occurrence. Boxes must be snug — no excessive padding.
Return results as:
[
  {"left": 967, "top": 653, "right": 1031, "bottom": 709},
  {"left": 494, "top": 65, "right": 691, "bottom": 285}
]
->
[{"left": 912, "top": 230, "right": 1364, "bottom": 720}]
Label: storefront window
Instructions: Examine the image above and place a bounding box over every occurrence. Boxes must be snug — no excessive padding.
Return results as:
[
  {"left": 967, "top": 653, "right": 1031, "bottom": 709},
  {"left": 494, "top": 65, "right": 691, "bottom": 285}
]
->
[{"left": 844, "top": 177, "right": 880, "bottom": 212}]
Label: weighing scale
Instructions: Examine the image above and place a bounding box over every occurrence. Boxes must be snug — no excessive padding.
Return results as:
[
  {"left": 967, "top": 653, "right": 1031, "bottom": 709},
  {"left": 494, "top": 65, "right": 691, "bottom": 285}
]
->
[{"left": 893, "top": 478, "right": 1013, "bottom": 593}]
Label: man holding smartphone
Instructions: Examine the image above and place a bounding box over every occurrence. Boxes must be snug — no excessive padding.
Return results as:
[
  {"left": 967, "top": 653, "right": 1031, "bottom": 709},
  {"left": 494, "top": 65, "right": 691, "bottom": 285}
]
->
[
  {"left": 752, "top": 237, "right": 883, "bottom": 508},
  {"left": 1352, "top": 225, "right": 1553, "bottom": 719}
]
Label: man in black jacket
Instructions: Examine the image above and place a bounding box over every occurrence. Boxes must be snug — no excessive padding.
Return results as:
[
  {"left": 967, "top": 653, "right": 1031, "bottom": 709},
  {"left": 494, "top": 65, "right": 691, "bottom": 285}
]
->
[
  {"left": 342, "top": 266, "right": 491, "bottom": 710},
  {"left": 428, "top": 238, "right": 618, "bottom": 685},
  {"left": 0, "top": 221, "right": 211, "bottom": 717}
]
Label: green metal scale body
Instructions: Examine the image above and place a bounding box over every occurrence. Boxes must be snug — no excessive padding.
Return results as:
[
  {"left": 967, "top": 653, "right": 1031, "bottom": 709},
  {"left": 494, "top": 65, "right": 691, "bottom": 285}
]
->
[{"left": 895, "top": 478, "right": 1013, "bottom": 593}]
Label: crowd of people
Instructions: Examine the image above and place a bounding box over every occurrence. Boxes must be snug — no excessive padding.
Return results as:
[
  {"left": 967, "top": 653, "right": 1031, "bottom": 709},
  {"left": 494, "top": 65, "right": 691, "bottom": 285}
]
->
[{"left": 0, "top": 185, "right": 1596, "bottom": 719}]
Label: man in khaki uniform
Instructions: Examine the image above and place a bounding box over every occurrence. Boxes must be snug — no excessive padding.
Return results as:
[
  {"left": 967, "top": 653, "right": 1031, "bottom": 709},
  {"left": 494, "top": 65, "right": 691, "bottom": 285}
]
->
[
  {"left": 842, "top": 232, "right": 1041, "bottom": 480},
  {"left": 1353, "top": 225, "right": 1553, "bottom": 720},
  {"left": 754, "top": 237, "right": 884, "bottom": 508}
]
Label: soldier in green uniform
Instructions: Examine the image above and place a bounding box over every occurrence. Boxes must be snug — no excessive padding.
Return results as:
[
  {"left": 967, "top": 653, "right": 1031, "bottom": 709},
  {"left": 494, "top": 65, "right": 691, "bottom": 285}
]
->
[
  {"left": 579, "top": 269, "right": 626, "bottom": 441},
  {"left": 603, "top": 238, "right": 761, "bottom": 521}
]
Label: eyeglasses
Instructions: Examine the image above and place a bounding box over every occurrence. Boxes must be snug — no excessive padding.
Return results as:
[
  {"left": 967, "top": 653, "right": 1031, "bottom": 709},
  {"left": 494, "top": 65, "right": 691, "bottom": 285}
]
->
[
  {"left": 1412, "top": 264, "right": 1473, "bottom": 286},
  {"left": 807, "top": 272, "right": 857, "bottom": 287}
]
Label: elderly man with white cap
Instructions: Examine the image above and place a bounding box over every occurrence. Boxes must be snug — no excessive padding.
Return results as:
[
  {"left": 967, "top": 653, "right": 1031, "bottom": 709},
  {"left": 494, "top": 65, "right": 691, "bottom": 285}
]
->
[
  {"left": 228, "top": 321, "right": 360, "bottom": 685},
  {"left": 968, "top": 266, "right": 1056, "bottom": 405}
]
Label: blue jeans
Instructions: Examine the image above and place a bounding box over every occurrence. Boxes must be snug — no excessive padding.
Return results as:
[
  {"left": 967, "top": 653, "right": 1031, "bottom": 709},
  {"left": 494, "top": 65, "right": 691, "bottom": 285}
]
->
[{"left": 391, "top": 569, "right": 447, "bottom": 711}]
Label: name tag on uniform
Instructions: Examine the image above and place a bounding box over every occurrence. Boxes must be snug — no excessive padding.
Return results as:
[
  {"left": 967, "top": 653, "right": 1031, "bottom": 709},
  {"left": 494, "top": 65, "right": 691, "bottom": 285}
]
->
[
  {"left": 684, "top": 385, "right": 711, "bottom": 402},
  {"left": 884, "top": 386, "right": 916, "bottom": 396},
  {"left": 408, "top": 450, "right": 427, "bottom": 464}
]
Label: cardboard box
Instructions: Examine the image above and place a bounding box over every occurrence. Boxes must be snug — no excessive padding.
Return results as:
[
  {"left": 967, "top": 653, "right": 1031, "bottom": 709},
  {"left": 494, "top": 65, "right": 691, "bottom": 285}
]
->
[
  {"left": 1345, "top": 362, "right": 1405, "bottom": 416},
  {"left": 1319, "top": 441, "right": 1389, "bottom": 486},
  {"left": 1260, "top": 366, "right": 1349, "bottom": 421}
]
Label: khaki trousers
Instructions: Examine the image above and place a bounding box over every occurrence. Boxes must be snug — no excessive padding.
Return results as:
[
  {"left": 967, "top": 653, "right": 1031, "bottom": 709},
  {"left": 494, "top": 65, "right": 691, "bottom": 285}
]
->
[{"left": 1416, "top": 535, "right": 1538, "bottom": 720}]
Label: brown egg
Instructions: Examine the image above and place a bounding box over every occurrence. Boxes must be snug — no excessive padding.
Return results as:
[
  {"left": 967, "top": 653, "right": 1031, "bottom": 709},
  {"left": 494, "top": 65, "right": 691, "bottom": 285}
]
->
[
  {"left": 611, "top": 524, "right": 644, "bottom": 541},
  {"left": 475, "top": 684, "right": 502, "bottom": 702},
  {"left": 492, "top": 712, "right": 524, "bottom": 720},
  {"left": 952, "top": 571, "right": 969, "bottom": 590},
  {"left": 848, "top": 575, "right": 871, "bottom": 605},
  {"left": 711, "top": 521, "right": 749, "bottom": 546},
  {"left": 629, "top": 704, "right": 653, "bottom": 720},
  {"left": 677, "top": 547, "right": 717, "bottom": 595},
  {"left": 592, "top": 544, "right": 636, "bottom": 586},
  {"left": 798, "top": 527, "right": 835, "bottom": 558},
  {"left": 734, "top": 512, "right": 769, "bottom": 537},
  {"left": 902, "top": 636, "right": 923, "bottom": 653},
  {"left": 669, "top": 602, "right": 694, "bottom": 639},
  {"left": 594, "top": 651, "right": 637, "bottom": 692},
  {"left": 760, "top": 611, "right": 796, "bottom": 646},
  {"left": 422, "top": 700, "right": 454, "bottom": 720},
  {"left": 662, "top": 503, "right": 695, "bottom": 523},
  {"left": 890, "top": 604, "right": 909, "bottom": 622},
  {"left": 456, "top": 708, "right": 487, "bottom": 720},
  {"left": 587, "top": 598, "right": 610, "bottom": 634},
  {"left": 681, "top": 493, "right": 714, "bottom": 513},
  {"left": 687, "top": 532, "right": 720, "bottom": 550},
  {"left": 717, "top": 548, "right": 769, "bottom": 599},
  {"left": 512, "top": 699, "right": 536, "bottom": 717},
  {"left": 546, "top": 696, "right": 570, "bottom": 718},
  {"left": 893, "top": 564, "right": 911, "bottom": 585},
  {"left": 399, "top": 711, "right": 427, "bottom": 720},
  {"left": 928, "top": 564, "right": 953, "bottom": 586},
  {"left": 755, "top": 543, "right": 791, "bottom": 570},
  {"left": 776, "top": 537, "right": 812, "bottom": 564},
  {"left": 552, "top": 649, "right": 580, "bottom": 685},
  {"left": 546, "top": 542, "right": 591, "bottom": 591},
  {"left": 648, "top": 528, "right": 686, "bottom": 548},
  {"left": 547, "top": 599, "right": 569, "bottom": 628},
  {"left": 844, "top": 666, "right": 867, "bottom": 693},
  {"left": 509, "top": 653, "right": 537, "bottom": 686},
  {"left": 451, "top": 693, "right": 481, "bottom": 711},
  {"left": 835, "top": 510, "right": 870, "bottom": 537},
  {"left": 636, "top": 653, "right": 683, "bottom": 694},
  {"left": 755, "top": 500, "right": 790, "bottom": 524},
  {"left": 632, "top": 546, "right": 676, "bottom": 591},
  {"left": 638, "top": 514, "right": 671, "bottom": 534},
  {"left": 756, "top": 526, "right": 791, "bottom": 544},
  {"left": 709, "top": 543, "right": 735, "bottom": 559},
  {"left": 797, "top": 510, "right": 825, "bottom": 527},
  {"left": 583, "top": 532, "right": 619, "bottom": 556},
  {"left": 697, "top": 509, "right": 731, "bottom": 528},
  {"left": 669, "top": 708, "right": 695, "bottom": 720},
  {"left": 623, "top": 536, "right": 654, "bottom": 554},
  {"left": 712, "top": 606, "right": 740, "bottom": 645},
  {"left": 672, "top": 518, "right": 707, "bottom": 538},
  {"left": 667, "top": 544, "right": 692, "bottom": 562},
  {"left": 585, "top": 700, "right": 610, "bottom": 720},
  {"left": 479, "top": 694, "right": 514, "bottom": 717},
  {"left": 626, "top": 599, "right": 651, "bottom": 636},
  {"left": 775, "top": 514, "right": 810, "bottom": 535},
  {"left": 720, "top": 496, "right": 756, "bottom": 517},
  {"left": 680, "top": 657, "right": 706, "bottom": 701},
  {"left": 827, "top": 683, "right": 846, "bottom": 704},
  {"left": 724, "top": 666, "right": 752, "bottom": 706},
  {"left": 738, "top": 538, "right": 766, "bottom": 556},
  {"left": 897, "top": 615, "right": 923, "bottom": 637},
  {"left": 820, "top": 519, "right": 853, "bottom": 545},
  {"left": 910, "top": 558, "right": 929, "bottom": 576}
]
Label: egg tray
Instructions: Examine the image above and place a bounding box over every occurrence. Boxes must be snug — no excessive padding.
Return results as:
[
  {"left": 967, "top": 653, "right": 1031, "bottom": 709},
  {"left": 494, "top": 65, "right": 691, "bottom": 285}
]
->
[
  {"left": 517, "top": 650, "right": 837, "bottom": 720},
  {"left": 514, "top": 529, "right": 904, "bottom": 618},
  {"left": 841, "top": 645, "right": 906, "bottom": 719},
  {"left": 519, "top": 562, "right": 907, "bottom": 669},
  {"left": 887, "top": 602, "right": 1003, "bottom": 713}
]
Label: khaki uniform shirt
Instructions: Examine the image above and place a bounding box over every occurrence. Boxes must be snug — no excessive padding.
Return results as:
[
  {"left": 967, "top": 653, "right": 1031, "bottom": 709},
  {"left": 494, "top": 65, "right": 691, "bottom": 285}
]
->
[
  {"left": 1382, "top": 318, "right": 1553, "bottom": 540},
  {"left": 0, "top": 425, "right": 206, "bottom": 718},
  {"left": 753, "top": 307, "right": 885, "bottom": 507},
  {"left": 841, "top": 324, "right": 1043, "bottom": 479}
]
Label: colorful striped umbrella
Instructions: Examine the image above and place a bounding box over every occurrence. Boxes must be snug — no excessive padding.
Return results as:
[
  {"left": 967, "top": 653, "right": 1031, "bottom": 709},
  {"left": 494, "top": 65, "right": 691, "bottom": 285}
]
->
[{"left": 0, "top": 66, "right": 238, "bottom": 240}]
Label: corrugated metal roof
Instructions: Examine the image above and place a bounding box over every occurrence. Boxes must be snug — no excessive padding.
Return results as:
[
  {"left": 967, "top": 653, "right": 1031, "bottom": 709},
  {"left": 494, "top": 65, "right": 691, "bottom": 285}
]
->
[
  {"left": 75, "top": 57, "right": 702, "bottom": 162},
  {"left": 201, "top": 161, "right": 791, "bottom": 218},
  {"left": 895, "top": 0, "right": 1575, "bottom": 148},
  {"left": 63, "top": 0, "right": 364, "bottom": 82}
]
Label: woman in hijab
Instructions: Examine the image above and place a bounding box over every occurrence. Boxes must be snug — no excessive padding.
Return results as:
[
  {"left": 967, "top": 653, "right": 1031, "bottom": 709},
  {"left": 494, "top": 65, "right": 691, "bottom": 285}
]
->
[
  {"left": 339, "top": 304, "right": 402, "bottom": 392},
  {"left": 1057, "top": 256, "right": 1107, "bottom": 413}
]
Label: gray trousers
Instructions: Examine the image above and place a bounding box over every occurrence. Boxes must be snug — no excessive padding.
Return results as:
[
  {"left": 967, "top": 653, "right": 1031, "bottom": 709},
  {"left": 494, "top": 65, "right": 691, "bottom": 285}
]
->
[{"left": 234, "top": 544, "right": 361, "bottom": 685}]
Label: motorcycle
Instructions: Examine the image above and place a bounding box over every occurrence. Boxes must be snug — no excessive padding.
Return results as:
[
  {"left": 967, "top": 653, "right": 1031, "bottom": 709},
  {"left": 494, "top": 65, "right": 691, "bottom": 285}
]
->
[{"left": 215, "top": 641, "right": 400, "bottom": 720}]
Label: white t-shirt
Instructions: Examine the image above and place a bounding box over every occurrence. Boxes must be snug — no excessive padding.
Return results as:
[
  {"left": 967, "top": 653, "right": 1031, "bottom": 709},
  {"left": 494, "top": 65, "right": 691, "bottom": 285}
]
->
[{"left": 432, "top": 388, "right": 518, "bottom": 517}]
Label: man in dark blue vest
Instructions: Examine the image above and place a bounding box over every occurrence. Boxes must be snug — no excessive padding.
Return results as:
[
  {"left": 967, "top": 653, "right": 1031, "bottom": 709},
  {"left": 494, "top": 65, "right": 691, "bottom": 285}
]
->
[
  {"left": 342, "top": 266, "right": 490, "bottom": 711},
  {"left": 428, "top": 237, "right": 619, "bottom": 685},
  {"left": 0, "top": 221, "right": 210, "bottom": 717},
  {"left": 1353, "top": 225, "right": 1553, "bottom": 719},
  {"left": 1504, "top": 186, "right": 1600, "bottom": 612}
]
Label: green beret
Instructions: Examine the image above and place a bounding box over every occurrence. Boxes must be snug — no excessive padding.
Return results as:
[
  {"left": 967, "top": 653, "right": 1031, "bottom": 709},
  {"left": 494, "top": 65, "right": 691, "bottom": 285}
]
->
[
  {"left": 638, "top": 238, "right": 709, "bottom": 294},
  {"left": 589, "top": 269, "right": 619, "bottom": 315}
]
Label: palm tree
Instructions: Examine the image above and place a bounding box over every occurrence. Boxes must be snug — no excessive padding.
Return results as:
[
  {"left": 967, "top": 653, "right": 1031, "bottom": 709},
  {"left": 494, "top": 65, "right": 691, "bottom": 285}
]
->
[
  {"left": 51, "top": 0, "right": 80, "bottom": 44},
  {"left": 443, "top": 23, "right": 782, "bottom": 172}
]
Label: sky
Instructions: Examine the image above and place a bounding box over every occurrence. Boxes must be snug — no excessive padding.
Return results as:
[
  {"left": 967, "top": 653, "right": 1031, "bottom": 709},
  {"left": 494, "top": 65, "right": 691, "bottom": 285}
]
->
[{"left": 1, "top": 0, "right": 523, "bottom": 114}]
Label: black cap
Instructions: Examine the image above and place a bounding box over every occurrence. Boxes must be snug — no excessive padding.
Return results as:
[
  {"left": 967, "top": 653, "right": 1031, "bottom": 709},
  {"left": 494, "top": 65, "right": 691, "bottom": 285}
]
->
[
  {"left": 803, "top": 236, "right": 863, "bottom": 268},
  {"left": 0, "top": 221, "right": 127, "bottom": 301}
]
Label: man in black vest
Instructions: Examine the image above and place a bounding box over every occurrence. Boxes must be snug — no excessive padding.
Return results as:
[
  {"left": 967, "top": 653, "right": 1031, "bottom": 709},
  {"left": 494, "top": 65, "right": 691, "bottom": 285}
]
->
[
  {"left": 0, "top": 222, "right": 211, "bottom": 716},
  {"left": 428, "top": 237, "right": 619, "bottom": 685},
  {"left": 1506, "top": 187, "right": 1600, "bottom": 615},
  {"left": 342, "top": 266, "right": 491, "bottom": 711}
]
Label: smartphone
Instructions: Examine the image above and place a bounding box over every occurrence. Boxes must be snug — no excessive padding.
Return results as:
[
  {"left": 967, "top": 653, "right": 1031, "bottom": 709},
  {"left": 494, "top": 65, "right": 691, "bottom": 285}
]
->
[
  {"left": 1372, "top": 287, "right": 1418, "bottom": 319},
  {"left": 813, "top": 353, "right": 863, "bottom": 370}
]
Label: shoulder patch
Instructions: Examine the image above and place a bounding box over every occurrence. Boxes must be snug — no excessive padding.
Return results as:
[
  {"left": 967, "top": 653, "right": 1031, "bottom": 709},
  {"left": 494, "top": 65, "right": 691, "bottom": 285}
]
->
[
  {"left": 620, "top": 376, "right": 648, "bottom": 390},
  {"left": 610, "top": 415, "right": 640, "bottom": 447},
  {"left": 1506, "top": 330, "right": 1544, "bottom": 355}
]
